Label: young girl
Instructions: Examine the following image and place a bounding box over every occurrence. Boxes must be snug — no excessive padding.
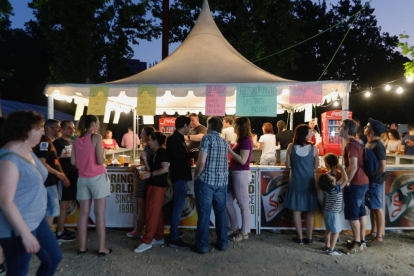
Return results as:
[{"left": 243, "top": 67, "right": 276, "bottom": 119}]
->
[{"left": 319, "top": 154, "right": 348, "bottom": 255}]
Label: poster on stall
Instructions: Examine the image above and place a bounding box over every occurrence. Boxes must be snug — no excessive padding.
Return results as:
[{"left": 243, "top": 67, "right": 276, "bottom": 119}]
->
[
  {"left": 205, "top": 85, "right": 226, "bottom": 116},
  {"left": 289, "top": 83, "right": 322, "bottom": 104},
  {"left": 137, "top": 86, "right": 157, "bottom": 115},
  {"left": 87, "top": 86, "right": 108, "bottom": 115},
  {"left": 384, "top": 171, "right": 414, "bottom": 228},
  {"left": 259, "top": 169, "right": 365, "bottom": 230},
  {"left": 236, "top": 85, "right": 277, "bottom": 117}
]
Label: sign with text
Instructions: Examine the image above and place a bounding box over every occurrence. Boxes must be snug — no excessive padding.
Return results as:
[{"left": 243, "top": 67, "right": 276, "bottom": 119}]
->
[
  {"left": 205, "top": 85, "right": 226, "bottom": 116},
  {"left": 289, "top": 83, "right": 323, "bottom": 104},
  {"left": 137, "top": 86, "right": 157, "bottom": 115},
  {"left": 236, "top": 85, "right": 277, "bottom": 117},
  {"left": 87, "top": 86, "right": 108, "bottom": 115}
]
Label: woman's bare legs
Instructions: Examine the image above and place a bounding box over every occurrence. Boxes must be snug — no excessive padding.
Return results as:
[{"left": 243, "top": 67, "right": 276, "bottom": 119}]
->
[
  {"left": 94, "top": 197, "right": 110, "bottom": 253},
  {"left": 78, "top": 199, "right": 92, "bottom": 251}
]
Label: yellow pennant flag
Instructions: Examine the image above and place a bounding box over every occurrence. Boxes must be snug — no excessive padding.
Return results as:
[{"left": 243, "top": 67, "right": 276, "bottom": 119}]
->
[
  {"left": 87, "top": 86, "right": 109, "bottom": 115},
  {"left": 137, "top": 86, "right": 157, "bottom": 116}
]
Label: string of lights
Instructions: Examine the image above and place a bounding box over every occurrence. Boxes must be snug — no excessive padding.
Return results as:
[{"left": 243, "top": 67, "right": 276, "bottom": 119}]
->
[{"left": 351, "top": 75, "right": 413, "bottom": 98}]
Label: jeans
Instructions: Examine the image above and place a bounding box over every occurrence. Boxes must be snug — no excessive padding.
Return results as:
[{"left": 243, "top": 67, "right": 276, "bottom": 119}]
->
[
  {"left": 194, "top": 178, "right": 228, "bottom": 252},
  {"left": 226, "top": 170, "right": 251, "bottom": 234},
  {"left": 366, "top": 182, "right": 383, "bottom": 210},
  {"left": 170, "top": 179, "right": 187, "bottom": 241},
  {"left": 0, "top": 218, "right": 62, "bottom": 276},
  {"left": 344, "top": 184, "right": 369, "bottom": 220},
  {"left": 45, "top": 185, "right": 60, "bottom": 217}
]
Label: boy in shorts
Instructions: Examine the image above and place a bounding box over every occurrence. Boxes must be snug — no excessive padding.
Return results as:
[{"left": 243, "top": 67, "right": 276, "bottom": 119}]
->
[{"left": 318, "top": 164, "right": 348, "bottom": 256}]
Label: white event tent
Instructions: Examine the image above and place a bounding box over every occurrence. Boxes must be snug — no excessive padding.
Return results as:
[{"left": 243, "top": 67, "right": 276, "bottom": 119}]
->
[{"left": 43, "top": 0, "right": 351, "bottom": 124}]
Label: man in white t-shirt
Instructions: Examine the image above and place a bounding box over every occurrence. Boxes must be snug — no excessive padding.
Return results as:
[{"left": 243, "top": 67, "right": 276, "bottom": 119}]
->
[
  {"left": 221, "top": 117, "right": 236, "bottom": 145},
  {"left": 258, "top": 122, "right": 278, "bottom": 165}
]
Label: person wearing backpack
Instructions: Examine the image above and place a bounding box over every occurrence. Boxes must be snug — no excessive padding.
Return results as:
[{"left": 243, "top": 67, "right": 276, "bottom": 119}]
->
[
  {"left": 339, "top": 119, "right": 369, "bottom": 254},
  {"left": 364, "top": 119, "right": 386, "bottom": 247}
]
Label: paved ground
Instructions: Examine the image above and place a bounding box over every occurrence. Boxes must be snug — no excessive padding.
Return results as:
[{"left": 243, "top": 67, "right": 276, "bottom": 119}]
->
[{"left": 27, "top": 229, "right": 414, "bottom": 276}]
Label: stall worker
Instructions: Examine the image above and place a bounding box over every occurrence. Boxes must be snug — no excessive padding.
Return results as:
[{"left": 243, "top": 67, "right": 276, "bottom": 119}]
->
[
  {"left": 221, "top": 116, "right": 236, "bottom": 145},
  {"left": 53, "top": 120, "right": 78, "bottom": 242},
  {"left": 166, "top": 116, "right": 193, "bottom": 248},
  {"left": 33, "top": 119, "right": 70, "bottom": 227},
  {"left": 364, "top": 118, "right": 386, "bottom": 247},
  {"left": 192, "top": 116, "right": 229, "bottom": 254},
  {"left": 121, "top": 126, "right": 141, "bottom": 149},
  {"left": 102, "top": 130, "right": 119, "bottom": 150},
  {"left": 258, "top": 122, "right": 277, "bottom": 165},
  {"left": 185, "top": 113, "right": 207, "bottom": 161},
  {"left": 276, "top": 120, "right": 294, "bottom": 164},
  {"left": 339, "top": 119, "right": 369, "bottom": 254},
  {"left": 308, "top": 119, "right": 320, "bottom": 145},
  {"left": 400, "top": 124, "right": 414, "bottom": 155}
]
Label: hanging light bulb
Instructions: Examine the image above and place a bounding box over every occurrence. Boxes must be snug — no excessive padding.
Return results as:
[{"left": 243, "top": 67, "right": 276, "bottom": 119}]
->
[
  {"left": 385, "top": 84, "right": 391, "bottom": 91},
  {"left": 365, "top": 91, "right": 371, "bottom": 97},
  {"left": 407, "top": 75, "right": 413, "bottom": 83},
  {"left": 397, "top": 87, "right": 403, "bottom": 94},
  {"left": 334, "top": 101, "right": 339, "bottom": 107}
]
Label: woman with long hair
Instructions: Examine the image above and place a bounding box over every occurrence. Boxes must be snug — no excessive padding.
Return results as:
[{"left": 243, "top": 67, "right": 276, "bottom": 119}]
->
[
  {"left": 285, "top": 124, "right": 319, "bottom": 244},
  {"left": 0, "top": 111, "right": 62, "bottom": 275},
  {"left": 127, "top": 126, "right": 156, "bottom": 238},
  {"left": 258, "top": 122, "right": 277, "bottom": 165},
  {"left": 71, "top": 115, "right": 112, "bottom": 257},
  {"left": 134, "top": 132, "right": 169, "bottom": 253},
  {"left": 384, "top": 129, "right": 401, "bottom": 152},
  {"left": 102, "top": 130, "right": 119, "bottom": 150},
  {"left": 227, "top": 117, "right": 253, "bottom": 242}
]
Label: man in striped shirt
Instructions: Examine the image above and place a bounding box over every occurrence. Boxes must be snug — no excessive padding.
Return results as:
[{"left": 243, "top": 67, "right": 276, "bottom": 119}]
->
[{"left": 191, "top": 117, "right": 229, "bottom": 254}]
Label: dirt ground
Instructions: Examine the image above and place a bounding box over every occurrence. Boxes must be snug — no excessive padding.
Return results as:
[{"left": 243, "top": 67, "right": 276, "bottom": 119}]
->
[{"left": 27, "top": 229, "right": 414, "bottom": 276}]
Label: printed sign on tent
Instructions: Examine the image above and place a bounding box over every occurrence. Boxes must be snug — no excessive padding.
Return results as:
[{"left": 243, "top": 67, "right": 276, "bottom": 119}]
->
[
  {"left": 205, "top": 85, "right": 226, "bottom": 116},
  {"left": 137, "top": 86, "right": 157, "bottom": 116},
  {"left": 87, "top": 86, "right": 109, "bottom": 115},
  {"left": 236, "top": 85, "right": 277, "bottom": 117},
  {"left": 289, "top": 83, "right": 323, "bottom": 104}
]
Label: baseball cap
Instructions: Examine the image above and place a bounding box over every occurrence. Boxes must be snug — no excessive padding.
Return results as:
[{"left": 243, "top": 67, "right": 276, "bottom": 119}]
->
[{"left": 368, "top": 118, "right": 385, "bottom": 136}]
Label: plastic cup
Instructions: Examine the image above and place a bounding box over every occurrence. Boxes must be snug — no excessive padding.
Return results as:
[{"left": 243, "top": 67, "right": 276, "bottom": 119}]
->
[{"left": 123, "top": 156, "right": 130, "bottom": 167}]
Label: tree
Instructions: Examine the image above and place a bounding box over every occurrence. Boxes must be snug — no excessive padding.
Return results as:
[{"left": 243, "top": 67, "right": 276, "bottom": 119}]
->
[
  {"left": 29, "top": 0, "right": 161, "bottom": 84},
  {"left": 398, "top": 34, "right": 414, "bottom": 81},
  {"left": 0, "top": 0, "right": 13, "bottom": 31}
]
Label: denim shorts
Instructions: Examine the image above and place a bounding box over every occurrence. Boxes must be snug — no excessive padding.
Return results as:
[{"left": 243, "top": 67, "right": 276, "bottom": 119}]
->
[
  {"left": 344, "top": 184, "right": 369, "bottom": 220},
  {"left": 366, "top": 182, "right": 383, "bottom": 210},
  {"left": 46, "top": 185, "right": 60, "bottom": 217},
  {"left": 324, "top": 210, "right": 341, "bottom": 234}
]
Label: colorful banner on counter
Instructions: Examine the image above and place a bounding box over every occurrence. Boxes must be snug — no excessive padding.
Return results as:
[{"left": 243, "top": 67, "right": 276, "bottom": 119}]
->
[
  {"left": 87, "top": 86, "right": 109, "bottom": 115},
  {"left": 137, "top": 86, "right": 157, "bottom": 115},
  {"left": 236, "top": 85, "right": 277, "bottom": 117},
  {"left": 385, "top": 171, "right": 414, "bottom": 228},
  {"left": 289, "top": 83, "right": 322, "bottom": 104},
  {"left": 205, "top": 85, "right": 226, "bottom": 116}
]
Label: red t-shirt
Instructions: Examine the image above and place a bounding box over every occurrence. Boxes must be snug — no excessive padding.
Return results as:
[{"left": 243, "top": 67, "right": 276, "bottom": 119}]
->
[{"left": 343, "top": 138, "right": 369, "bottom": 185}]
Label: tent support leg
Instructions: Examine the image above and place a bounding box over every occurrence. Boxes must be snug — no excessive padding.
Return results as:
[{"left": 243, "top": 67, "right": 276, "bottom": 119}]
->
[
  {"left": 48, "top": 95, "right": 54, "bottom": 119},
  {"left": 341, "top": 84, "right": 351, "bottom": 156},
  {"left": 290, "top": 111, "right": 294, "bottom": 131},
  {"left": 133, "top": 109, "right": 137, "bottom": 162}
]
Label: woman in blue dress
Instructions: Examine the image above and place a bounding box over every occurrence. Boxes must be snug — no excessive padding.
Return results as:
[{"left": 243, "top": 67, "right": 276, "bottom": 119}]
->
[{"left": 285, "top": 124, "right": 319, "bottom": 244}]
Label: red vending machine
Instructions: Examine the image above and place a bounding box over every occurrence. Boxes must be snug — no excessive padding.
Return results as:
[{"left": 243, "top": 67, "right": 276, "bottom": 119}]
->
[
  {"left": 159, "top": 117, "right": 176, "bottom": 137},
  {"left": 321, "top": 110, "right": 352, "bottom": 156}
]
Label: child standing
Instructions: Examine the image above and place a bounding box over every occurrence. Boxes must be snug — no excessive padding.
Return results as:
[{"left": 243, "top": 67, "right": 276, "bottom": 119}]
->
[{"left": 319, "top": 154, "right": 348, "bottom": 255}]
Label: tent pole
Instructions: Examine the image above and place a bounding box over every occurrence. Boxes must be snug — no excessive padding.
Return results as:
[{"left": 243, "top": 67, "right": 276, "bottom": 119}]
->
[
  {"left": 48, "top": 95, "right": 54, "bottom": 119},
  {"left": 341, "top": 84, "right": 350, "bottom": 158},
  {"left": 290, "top": 111, "right": 294, "bottom": 131},
  {"left": 133, "top": 109, "right": 137, "bottom": 162}
]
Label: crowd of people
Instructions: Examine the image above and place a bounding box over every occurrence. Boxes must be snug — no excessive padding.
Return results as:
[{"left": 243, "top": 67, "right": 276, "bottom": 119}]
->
[{"left": 0, "top": 109, "right": 412, "bottom": 274}]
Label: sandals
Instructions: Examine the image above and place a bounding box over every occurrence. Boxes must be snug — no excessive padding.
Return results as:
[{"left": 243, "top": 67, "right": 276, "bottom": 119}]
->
[
  {"left": 230, "top": 233, "right": 249, "bottom": 242},
  {"left": 98, "top": 248, "right": 113, "bottom": 257},
  {"left": 77, "top": 248, "right": 88, "bottom": 256}
]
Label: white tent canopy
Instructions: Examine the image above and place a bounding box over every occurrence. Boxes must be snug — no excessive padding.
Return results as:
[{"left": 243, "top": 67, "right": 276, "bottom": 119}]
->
[{"left": 44, "top": 0, "right": 351, "bottom": 116}]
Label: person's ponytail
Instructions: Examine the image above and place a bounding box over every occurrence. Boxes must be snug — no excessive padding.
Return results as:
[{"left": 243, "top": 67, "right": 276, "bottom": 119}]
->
[{"left": 76, "top": 114, "right": 98, "bottom": 137}]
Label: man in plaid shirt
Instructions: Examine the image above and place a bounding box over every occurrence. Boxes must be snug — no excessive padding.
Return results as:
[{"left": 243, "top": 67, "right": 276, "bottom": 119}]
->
[{"left": 191, "top": 116, "right": 229, "bottom": 254}]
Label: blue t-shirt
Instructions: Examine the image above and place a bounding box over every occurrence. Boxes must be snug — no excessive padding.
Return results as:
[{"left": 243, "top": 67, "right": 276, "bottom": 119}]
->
[{"left": 402, "top": 135, "right": 414, "bottom": 155}]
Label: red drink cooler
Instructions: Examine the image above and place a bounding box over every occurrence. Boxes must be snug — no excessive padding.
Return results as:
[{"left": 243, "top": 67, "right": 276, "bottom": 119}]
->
[
  {"left": 159, "top": 117, "right": 176, "bottom": 137},
  {"left": 321, "top": 110, "right": 352, "bottom": 156}
]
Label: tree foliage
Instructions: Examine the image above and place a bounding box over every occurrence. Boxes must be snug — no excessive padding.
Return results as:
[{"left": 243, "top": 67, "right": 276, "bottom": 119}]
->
[
  {"left": 398, "top": 34, "right": 414, "bottom": 79},
  {"left": 0, "top": 0, "right": 13, "bottom": 31},
  {"left": 29, "top": 0, "right": 161, "bottom": 83}
]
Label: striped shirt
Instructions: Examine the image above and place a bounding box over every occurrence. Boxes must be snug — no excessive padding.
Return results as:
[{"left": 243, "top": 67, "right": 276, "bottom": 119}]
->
[
  {"left": 324, "top": 184, "right": 343, "bottom": 213},
  {"left": 198, "top": 131, "right": 229, "bottom": 186}
]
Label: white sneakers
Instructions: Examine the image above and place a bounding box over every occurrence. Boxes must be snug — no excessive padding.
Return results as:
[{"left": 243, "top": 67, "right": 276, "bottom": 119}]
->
[
  {"left": 134, "top": 243, "right": 152, "bottom": 253},
  {"left": 134, "top": 239, "right": 164, "bottom": 253}
]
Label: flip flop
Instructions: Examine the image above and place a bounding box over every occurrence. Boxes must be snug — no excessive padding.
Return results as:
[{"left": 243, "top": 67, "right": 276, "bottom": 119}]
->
[
  {"left": 98, "top": 248, "right": 113, "bottom": 257},
  {"left": 77, "top": 248, "right": 88, "bottom": 256},
  {"left": 231, "top": 233, "right": 249, "bottom": 242}
]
